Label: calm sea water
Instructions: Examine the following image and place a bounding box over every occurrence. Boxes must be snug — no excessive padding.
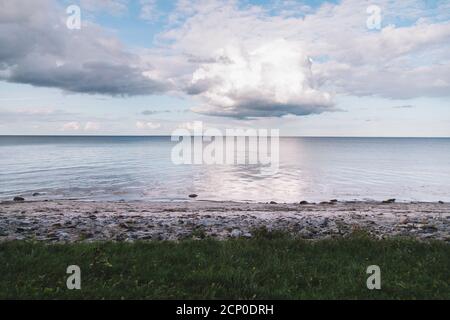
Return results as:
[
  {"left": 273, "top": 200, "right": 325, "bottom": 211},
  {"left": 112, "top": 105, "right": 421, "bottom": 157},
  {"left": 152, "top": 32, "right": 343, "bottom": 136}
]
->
[{"left": 0, "top": 136, "right": 449, "bottom": 202}]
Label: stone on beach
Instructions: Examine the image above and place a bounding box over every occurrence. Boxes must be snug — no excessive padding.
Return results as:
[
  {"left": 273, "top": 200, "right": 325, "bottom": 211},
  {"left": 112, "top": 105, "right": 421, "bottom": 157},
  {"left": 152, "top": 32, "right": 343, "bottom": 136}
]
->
[
  {"left": 1, "top": 200, "right": 449, "bottom": 243},
  {"left": 320, "top": 218, "right": 330, "bottom": 227},
  {"left": 188, "top": 194, "right": 198, "bottom": 198},
  {"left": 230, "top": 229, "right": 242, "bottom": 238},
  {"left": 399, "top": 217, "right": 409, "bottom": 224},
  {"left": 298, "top": 229, "right": 313, "bottom": 238},
  {"left": 13, "top": 196, "right": 25, "bottom": 202}
]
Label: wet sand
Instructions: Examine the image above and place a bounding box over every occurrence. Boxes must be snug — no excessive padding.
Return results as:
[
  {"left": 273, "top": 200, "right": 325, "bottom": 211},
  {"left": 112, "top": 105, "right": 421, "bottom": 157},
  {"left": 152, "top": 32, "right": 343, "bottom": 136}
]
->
[{"left": 0, "top": 200, "right": 449, "bottom": 242}]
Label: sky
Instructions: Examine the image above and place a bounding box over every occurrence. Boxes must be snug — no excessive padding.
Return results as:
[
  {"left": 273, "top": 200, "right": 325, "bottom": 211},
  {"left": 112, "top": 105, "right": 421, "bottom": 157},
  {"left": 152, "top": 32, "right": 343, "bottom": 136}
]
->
[{"left": 0, "top": 0, "right": 449, "bottom": 136}]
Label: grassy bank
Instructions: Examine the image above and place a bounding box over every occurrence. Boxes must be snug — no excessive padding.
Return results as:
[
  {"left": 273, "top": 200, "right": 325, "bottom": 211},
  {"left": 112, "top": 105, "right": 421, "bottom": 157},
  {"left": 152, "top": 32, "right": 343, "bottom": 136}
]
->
[{"left": 0, "top": 234, "right": 448, "bottom": 299}]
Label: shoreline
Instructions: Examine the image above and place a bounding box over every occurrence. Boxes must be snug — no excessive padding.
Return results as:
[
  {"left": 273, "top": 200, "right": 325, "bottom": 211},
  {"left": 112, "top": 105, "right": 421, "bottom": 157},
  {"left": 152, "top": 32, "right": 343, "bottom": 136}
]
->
[{"left": 1, "top": 200, "right": 449, "bottom": 243}]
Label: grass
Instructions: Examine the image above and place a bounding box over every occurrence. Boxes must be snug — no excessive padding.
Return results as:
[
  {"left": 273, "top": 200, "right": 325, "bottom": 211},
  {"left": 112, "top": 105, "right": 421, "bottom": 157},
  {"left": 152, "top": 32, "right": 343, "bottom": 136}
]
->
[{"left": 0, "top": 233, "right": 448, "bottom": 299}]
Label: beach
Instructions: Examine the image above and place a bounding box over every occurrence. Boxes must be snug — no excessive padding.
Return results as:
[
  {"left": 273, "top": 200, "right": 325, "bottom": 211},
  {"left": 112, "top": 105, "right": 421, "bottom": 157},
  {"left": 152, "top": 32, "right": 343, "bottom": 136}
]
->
[{"left": 1, "top": 200, "right": 449, "bottom": 243}]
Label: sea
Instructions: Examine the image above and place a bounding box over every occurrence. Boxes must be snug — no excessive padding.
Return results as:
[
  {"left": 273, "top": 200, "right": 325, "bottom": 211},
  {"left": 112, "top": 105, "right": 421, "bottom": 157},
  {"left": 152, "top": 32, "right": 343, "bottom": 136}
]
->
[{"left": 1, "top": 136, "right": 449, "bottom": 202}]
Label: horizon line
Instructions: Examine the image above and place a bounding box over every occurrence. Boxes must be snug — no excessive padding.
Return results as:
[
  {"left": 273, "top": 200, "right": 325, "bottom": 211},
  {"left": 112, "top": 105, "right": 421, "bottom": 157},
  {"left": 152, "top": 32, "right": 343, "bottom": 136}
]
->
[{"left": 1, "top": 135, "right": 450, "bottom": 139}]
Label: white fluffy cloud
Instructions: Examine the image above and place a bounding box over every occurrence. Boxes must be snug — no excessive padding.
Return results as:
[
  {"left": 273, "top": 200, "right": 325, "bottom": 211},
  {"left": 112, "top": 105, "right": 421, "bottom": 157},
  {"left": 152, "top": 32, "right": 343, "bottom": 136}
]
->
[
  {"left": 62, "top": 121, "right": 81, "bottom": 131},
  {"left": 61, "top": 121, "right": 101, "bottom": 131},
  {"left": 158, "top": 0, "right": 450, "bottom": 116},
  {"left": 189, "top": 39, "right": 333, "bottom": 118},
  {"left": 136, "top": 121, "right": 161, "bottom": 129},
  {"left": 84, "top": 121, "right": 100, "bottom": 131},
  {"left": 178, "top": 121, "right": 203, "bottom": 131},
  {"left": 139, "top": 0, "right": 160, "bottom": 22}
]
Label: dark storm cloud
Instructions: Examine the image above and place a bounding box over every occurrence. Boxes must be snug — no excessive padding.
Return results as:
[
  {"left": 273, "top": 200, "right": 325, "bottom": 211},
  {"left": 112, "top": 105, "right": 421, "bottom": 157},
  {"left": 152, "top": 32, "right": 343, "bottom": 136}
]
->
[{"left": 195, "top": 99, "right": 333, "bottom": 119}]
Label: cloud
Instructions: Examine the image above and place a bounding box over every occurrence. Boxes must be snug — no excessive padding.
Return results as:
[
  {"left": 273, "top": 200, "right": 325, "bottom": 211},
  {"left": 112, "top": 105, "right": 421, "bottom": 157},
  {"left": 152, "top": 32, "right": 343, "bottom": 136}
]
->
[
  {"left": 1, "top": 0, "right": 450, "bottom": 120},
  {"left": 393, "top": 105, "right": 415, "bottom": 109},
  {"left": 178, "top": 121, "right": 203, "bottom": 131},
  {"left": 188, "top": 39, "right": 333, "bottom": 118},
  {"left": 0, "top": 0, "right": 169, "bottom": 96},
  {"left": 61, "top": 121, "right": 102, "bottom": 131},
  {"left": 141, "top": 109, "right": 189, "bottom": 115},
  {"left": 139, "top": 0, "right": 160, "bottom": 22},
  {"left": 79, "top": 0, "right": 128, "bottom": 15},
  {"left": 62, "top": 121, "right": 81, "bottom": 131},
  {"left": 159, "top": 0, "right": 450, "bottom": 110},
  {"left": 84, "top": 121, "right": 100, "bottom": 131},
  {"left": 141, "top": 109, "right": 170, "bottom": 115},
  {"left": 136, "top": 121, "right": 161, "bottom": 129}
]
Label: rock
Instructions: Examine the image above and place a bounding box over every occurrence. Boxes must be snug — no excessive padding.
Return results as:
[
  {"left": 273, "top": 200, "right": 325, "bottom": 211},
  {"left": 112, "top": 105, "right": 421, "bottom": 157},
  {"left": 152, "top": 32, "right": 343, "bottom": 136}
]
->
[
  {"left": 399, "top": 217, "right": 409, "bottom": 224},
  {"left": 307, "top": 226, "right": 319, "bottom": 234},
  {"left": 299, "top": 201, "right": 309, "bottom": 205},
  {"left": 58, "top": 232, "right": 70, "bottom": 240},
  {"left": 46, "top": 235, "right": 60, "bottom": 241},
  {"left": 199, "top": 219, "right": 213, "bottom": 227},
  {"left": 189, "top": 194, "right": 198, "bottom": 198},
  {"left": 438, "top": 201, "right": 444, "bottom": 204},
  {"left": 13, "top": 196, "right": 25, "bottom": 202},
  {"left": 421, "top": 224, "right": 438, "bottom": 232},
  {"left": 330, "top": 199, "right": 338, "bottom": 203},
  {"left": 269, "top": 201, "right": 277, "bottom": 204},
  {"left": 230, "top": 229, "right": 242, "bottom": 238},
  {"left": 382, "top": 198, "right": 396, "bottom": 204},
  {"left": 298, "top": 229, "right": 312, "bottom": 238},
  {"left": 320, "top": 218, "right": 329, "bottom": 227},
  {"left": 157, "top": 233, "right": 167, "bottom": 241},
  {"left": 32, "top": 192, "right": 41, "bottom": 197}
]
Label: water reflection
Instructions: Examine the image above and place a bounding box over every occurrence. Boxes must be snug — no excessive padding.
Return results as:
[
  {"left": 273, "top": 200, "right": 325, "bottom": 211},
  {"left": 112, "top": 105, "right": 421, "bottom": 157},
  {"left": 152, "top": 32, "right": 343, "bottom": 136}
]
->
[{"left": 0, "top": 136, "right": 449, "bottom": 202}]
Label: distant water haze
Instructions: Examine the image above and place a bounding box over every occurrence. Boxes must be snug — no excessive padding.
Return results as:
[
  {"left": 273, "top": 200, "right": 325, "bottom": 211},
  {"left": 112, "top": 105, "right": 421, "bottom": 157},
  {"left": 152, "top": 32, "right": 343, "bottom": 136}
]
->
[{"left": 0, "top": 136, "right": 449, "bottom": 203}]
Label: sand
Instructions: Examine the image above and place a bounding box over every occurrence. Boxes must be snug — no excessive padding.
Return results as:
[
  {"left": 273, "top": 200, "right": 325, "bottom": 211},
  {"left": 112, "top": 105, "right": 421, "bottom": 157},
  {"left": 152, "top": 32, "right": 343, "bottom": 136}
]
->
[{"left": 0, "top": 200, "right": 448, "bottom": 242}]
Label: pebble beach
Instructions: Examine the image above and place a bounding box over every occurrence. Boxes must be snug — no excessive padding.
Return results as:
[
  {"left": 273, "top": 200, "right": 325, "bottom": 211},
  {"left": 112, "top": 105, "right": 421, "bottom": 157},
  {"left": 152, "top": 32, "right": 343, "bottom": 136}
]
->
[{"left": 1, "top": 200, "right": 448, "bottom": 243}]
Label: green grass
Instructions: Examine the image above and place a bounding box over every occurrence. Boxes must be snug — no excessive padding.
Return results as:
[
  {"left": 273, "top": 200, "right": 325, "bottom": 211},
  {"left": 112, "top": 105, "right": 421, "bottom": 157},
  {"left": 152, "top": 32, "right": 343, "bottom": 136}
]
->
[{"left": 0, "top": 233, "right": 448, "bottom": 299}]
